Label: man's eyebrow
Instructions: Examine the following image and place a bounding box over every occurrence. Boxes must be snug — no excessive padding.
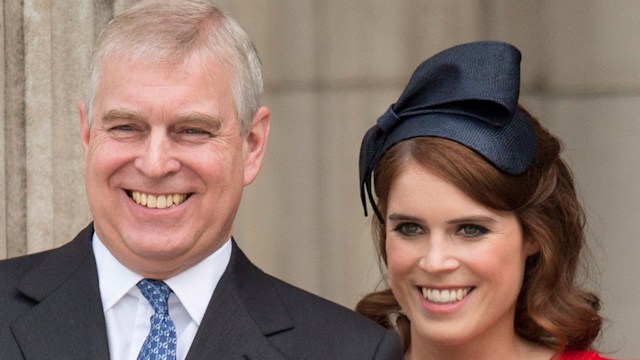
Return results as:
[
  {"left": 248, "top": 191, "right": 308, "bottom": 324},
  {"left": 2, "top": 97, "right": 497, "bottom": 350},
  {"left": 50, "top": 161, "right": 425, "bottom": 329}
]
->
[
  {"left": 176, "top": 112, "right": 224, "bottom": 131},
  {"left": 99, "top": 110, "right": 223, "bottom": 130},
  {"left": 101, "top": 109, "right": 143, "bottom": 124}
]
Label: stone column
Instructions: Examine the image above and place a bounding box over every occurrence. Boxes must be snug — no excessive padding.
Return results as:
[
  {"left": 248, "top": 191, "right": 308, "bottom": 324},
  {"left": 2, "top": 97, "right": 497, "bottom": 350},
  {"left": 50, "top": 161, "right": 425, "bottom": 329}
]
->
[{"left": 2, "top": 0, "right": 27, "bottom": 258}]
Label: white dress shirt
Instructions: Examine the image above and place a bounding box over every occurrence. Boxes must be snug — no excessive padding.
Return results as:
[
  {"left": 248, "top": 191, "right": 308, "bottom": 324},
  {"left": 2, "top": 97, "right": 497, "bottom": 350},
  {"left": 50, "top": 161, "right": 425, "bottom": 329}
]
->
[{"left": 92, "top": 233, "right": 231, "bottom": 360}]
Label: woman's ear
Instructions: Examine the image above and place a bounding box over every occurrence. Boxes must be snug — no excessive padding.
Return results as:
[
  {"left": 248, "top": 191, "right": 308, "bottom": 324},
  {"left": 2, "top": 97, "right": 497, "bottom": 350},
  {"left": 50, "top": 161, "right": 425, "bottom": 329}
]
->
[{"left": 525, "top": 236, "right": 541, "bottom": 256}]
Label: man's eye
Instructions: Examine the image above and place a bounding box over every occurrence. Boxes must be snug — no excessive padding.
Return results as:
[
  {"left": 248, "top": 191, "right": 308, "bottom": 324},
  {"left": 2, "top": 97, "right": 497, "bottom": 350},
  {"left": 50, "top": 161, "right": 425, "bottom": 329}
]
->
[
  {"left": 181, "top": 128, "right": 211, "bottom": 136},
  {"left": 393, "top": 223, "right": 423, "bottom": 236},
  {"left": 111, "top": 125, "right": 135, "bottom": 132},
  {"left": 457, "top": 224, "right": 488, "bottom": 238}
]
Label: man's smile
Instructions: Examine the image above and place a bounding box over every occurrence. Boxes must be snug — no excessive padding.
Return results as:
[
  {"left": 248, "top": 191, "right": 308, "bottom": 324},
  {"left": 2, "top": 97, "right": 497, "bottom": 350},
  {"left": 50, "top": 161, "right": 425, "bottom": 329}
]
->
[{"left": 127, "top": 190, "right": 192, "bottom": 209}]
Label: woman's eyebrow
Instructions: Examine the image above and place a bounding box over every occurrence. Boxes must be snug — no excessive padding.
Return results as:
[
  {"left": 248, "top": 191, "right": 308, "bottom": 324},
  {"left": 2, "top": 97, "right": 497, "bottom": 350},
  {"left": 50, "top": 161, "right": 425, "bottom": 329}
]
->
[{"left": 387, "top": 213, "right": 423, "bottom": 223}]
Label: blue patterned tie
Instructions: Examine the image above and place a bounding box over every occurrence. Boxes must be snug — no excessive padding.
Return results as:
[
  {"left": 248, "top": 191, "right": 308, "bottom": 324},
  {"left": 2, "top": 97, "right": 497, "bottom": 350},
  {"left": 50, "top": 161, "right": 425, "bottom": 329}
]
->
[{"left": 137, "top": 279, "right": 177, "bottom": 360}]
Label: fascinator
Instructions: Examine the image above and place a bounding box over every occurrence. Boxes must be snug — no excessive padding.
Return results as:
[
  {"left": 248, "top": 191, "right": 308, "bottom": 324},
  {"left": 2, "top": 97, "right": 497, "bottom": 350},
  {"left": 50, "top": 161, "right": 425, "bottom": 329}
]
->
[{"left": 359, "top": 41, "right": 536, "bottom": 222}]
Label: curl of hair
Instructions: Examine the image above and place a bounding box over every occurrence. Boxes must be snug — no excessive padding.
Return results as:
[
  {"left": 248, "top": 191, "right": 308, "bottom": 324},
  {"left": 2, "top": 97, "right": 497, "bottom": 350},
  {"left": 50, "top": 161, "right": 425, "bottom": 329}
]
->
[
  {"left": 356, "top": 107, "right": 602, "bottom": 355},
  {"left": 356, "top": 289, "right": 411, "bottom": 351}
]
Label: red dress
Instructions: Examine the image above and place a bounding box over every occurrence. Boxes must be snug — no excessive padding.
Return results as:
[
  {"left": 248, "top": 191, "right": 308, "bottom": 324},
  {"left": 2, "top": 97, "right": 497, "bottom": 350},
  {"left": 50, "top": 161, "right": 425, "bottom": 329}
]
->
[{"left": 559, "top": 351, "right": 612, "bottom": 360}]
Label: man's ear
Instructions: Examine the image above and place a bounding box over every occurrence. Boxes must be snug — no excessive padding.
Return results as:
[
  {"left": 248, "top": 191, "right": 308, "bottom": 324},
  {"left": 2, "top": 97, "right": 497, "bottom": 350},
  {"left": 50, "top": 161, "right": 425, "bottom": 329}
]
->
[
  {"left": 78, "top": 101, "right": 91, "bottom": 153},
  {"left": 243, "top": 106, "right": 270, "bottom": 186}
]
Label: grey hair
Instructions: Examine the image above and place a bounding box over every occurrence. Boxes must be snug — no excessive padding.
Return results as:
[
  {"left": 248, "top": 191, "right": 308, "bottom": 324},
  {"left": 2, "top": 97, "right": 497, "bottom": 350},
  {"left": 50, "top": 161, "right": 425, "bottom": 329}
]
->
[{"left": 85, "top": 0, "right": 263, "bottom": 134}]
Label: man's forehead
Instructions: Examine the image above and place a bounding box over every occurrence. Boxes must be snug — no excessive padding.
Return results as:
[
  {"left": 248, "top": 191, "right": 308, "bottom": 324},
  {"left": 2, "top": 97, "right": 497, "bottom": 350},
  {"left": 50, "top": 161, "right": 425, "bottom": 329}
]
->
[{"left": 99, "top": 49, "right": 229, "bottom": 74}]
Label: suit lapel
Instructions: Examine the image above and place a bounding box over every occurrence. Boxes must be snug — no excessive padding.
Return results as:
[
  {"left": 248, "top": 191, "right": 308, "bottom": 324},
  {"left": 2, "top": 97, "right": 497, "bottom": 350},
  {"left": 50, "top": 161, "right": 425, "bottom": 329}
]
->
[
  {"left": 10, "top": 230, "right": 292, "bottom": 359},
  {"left": 11, "top": 224, "right": 110, "bottom": 360},
  {"left": 186, "top": 241, "right": 291, "bottom": 360}
]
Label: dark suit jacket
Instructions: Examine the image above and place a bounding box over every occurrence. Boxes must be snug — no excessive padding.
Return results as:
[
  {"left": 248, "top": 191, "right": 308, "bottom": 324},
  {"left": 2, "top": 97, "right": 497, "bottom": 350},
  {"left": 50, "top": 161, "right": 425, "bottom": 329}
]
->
[{"left": 0, "top": 224, "right": 402, "bottom": 359}]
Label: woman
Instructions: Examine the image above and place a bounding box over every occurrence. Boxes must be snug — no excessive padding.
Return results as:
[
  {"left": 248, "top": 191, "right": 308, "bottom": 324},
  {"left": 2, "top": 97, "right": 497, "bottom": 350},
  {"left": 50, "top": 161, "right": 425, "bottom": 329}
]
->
[{"left": 357, "top": 41, "right": 608, "bottom": 359}]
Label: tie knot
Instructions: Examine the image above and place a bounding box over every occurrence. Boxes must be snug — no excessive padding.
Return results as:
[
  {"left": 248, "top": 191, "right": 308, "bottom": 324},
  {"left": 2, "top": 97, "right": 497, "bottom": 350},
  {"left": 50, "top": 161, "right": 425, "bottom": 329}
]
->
[{"left": 137, "top": 279, "right": 172, "bottom": 315}]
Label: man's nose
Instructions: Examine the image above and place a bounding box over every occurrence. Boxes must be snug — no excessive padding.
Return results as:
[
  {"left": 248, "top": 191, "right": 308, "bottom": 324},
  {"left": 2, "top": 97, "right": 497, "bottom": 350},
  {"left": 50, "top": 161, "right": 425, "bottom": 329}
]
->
[{"left": 133, "top": 131, "right": 181, "bottom": 178}]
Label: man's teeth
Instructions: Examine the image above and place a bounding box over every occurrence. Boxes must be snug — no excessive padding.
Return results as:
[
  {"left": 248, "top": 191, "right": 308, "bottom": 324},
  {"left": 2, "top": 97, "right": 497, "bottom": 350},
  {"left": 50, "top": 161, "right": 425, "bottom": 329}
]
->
[
  {"left": 131, "top": 191, "right": 187, "bottom": 209},
  {"left": 421, "top": 287, "right": 471, "bottom": 304}
]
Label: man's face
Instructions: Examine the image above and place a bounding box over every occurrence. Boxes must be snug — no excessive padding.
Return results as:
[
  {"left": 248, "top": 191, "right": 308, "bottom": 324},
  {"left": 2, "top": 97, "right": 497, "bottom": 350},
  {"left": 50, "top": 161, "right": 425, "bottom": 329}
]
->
[{"left": 80, "top": 55, "right": 269, "bottom": 278}]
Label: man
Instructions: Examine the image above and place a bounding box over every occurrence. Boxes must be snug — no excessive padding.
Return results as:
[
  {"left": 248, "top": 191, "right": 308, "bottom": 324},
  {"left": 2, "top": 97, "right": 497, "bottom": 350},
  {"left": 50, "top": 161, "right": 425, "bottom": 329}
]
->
[{"left": 0, "top": 1, "right": 402, "bottom": 359}]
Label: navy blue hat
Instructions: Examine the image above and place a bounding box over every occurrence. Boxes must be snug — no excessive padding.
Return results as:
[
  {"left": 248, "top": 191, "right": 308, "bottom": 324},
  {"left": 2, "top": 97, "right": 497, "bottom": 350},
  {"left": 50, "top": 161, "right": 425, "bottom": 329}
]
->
[{"left": 359, "top": 41, "right": 537, "bottom": 222}]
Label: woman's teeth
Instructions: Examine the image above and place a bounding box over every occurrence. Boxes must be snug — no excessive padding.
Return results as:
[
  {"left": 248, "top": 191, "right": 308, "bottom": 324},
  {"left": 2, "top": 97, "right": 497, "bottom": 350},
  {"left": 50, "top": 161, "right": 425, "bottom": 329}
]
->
[{"left": 421, "top": 287, "right": 472, "bottom": 304}]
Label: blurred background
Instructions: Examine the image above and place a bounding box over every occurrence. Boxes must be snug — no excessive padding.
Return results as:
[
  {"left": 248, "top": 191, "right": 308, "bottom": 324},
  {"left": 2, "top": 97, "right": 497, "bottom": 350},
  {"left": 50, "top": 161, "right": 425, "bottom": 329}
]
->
[{"left": 1, "top": 1, "right": 639, "bottom": 358}]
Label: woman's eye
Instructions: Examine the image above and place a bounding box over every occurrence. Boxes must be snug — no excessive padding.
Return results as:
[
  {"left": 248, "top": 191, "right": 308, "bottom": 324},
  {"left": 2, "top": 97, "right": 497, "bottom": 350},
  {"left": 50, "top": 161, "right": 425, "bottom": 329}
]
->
[
  {"left": 393, "top": 223, "right": 423, "bottom": 236},
  {"left": 457, "top": 224, "right": 488, "bottom": 238}
]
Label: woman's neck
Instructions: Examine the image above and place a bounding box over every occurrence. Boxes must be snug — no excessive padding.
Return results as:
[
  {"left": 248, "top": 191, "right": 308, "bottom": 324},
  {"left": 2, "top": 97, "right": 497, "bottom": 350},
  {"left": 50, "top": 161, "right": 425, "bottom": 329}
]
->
[{"left": 406, "top": 325, "right": 554, "bottom": 360}]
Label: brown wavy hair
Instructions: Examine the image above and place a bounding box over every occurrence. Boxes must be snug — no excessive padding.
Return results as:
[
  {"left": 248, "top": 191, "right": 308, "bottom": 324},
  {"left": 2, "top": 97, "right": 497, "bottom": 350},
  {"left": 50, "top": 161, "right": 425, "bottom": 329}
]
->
[{"left": 356, "top": 107, "right": 602, "bottom": 355}]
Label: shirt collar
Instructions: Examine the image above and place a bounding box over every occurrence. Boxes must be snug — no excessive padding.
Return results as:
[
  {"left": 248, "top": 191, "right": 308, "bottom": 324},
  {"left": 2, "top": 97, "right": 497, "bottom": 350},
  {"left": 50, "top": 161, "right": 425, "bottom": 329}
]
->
[
  {"left": 164, "top": 241, "right": 231, "bottom": 325},
  {"left": 92, "top": 232, "right": 232, "bottom": 326}
]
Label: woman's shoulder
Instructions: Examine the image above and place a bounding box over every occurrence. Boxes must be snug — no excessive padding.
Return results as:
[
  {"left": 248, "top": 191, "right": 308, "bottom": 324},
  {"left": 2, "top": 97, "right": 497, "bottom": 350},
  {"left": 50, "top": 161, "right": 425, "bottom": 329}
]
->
[{"left": 559, "top": 350, "right": 613, "bottom": 360}]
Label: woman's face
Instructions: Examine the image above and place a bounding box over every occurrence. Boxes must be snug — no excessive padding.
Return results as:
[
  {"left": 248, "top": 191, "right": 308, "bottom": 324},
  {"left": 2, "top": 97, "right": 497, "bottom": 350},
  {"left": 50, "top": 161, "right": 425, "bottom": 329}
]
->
[{"left": 385, "top": 163, "right": 537, "bottom": 349}]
